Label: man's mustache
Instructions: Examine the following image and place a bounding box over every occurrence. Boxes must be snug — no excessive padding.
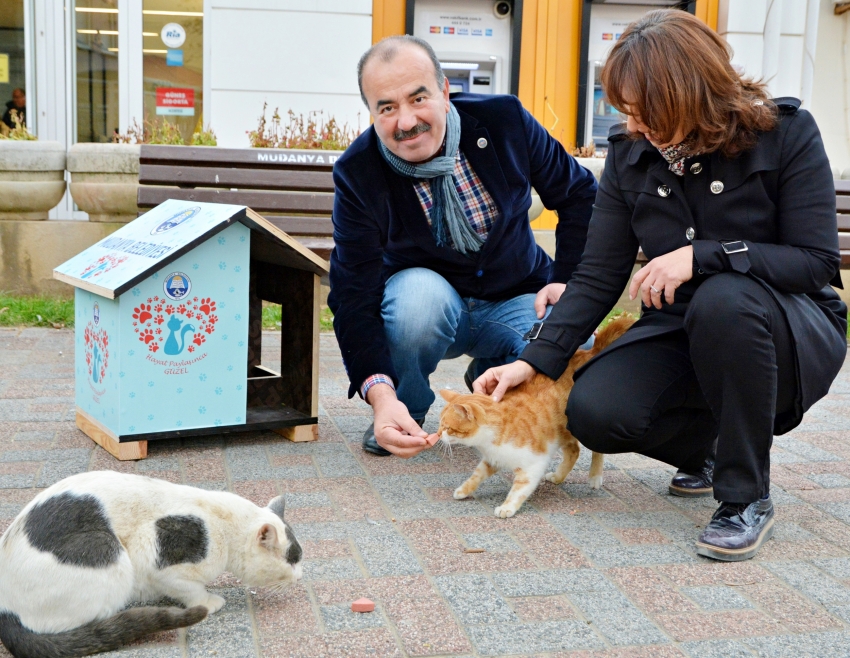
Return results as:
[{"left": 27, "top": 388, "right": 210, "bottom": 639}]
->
[{"left": 394, "top": 122, "right": 431, "bottom": 141}]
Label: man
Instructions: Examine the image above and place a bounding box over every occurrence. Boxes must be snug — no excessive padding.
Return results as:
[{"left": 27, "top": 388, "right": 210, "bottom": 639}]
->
[
  {"left": 2, "top": 88, "right": 26, "bottom": 130},
  {"left": 329, "top": 35, "right": 597, "bottom": 458}
]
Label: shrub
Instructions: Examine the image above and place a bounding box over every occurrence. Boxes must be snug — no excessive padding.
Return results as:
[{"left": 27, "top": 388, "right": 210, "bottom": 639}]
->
[{"left": 248, "top": 103, "right": 359, "bottom": 150}]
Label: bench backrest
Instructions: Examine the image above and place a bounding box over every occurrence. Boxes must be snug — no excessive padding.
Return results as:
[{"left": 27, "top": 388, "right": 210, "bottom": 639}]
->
[
  {"left": 838, "top": 179, "right": 850, "bottom": 267},
  {"left": 137, "top": 145, "right": 340, "bottom": 238}
]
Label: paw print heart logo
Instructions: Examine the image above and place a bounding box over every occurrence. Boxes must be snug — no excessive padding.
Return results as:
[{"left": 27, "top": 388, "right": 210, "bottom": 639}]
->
[
  {"left": 132, "top": 294, "right": 219, "bottom": 355},
  {"left": 84, "top": 323, "right": 110, "bottom": 384}
]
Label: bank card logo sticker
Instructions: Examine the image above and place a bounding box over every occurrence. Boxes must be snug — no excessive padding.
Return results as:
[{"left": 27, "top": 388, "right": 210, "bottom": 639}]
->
[
  {"left": 430, "top": 26, "right": 441, "bottom": 33},
  {"left": 602, "top": 33, "right": 614, "bottom": 40},
  {"left": 131, "top": 294, "right": 218, "bottom": 356},
  {"left": 80, "top": 253, "right": 129, "bottom": 280},
  {"left": 443, "top": 27, "right": 454, "bottom": 34},
  {"left": 485, "top": 28, "right": 493, "bottom": 36},
  {"left": 84, "top": 323, "right": 109, "bottom": 385},
  {"left": 163, "top": 272, "right": 192, "bottom": 300},
  {"left": 151, "top": 205, "right": 201, "bottom": 234},
  {"left": 93, "top": 303, "right": 100, "bottom": 326},
  {"left": 161, "top": 22, "right": 186, "bottom": 49}
]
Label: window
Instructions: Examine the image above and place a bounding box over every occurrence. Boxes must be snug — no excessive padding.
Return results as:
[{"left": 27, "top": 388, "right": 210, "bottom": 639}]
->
[
  {"left": 75, "top": 0, "right": 120, "bottom": 142},
  {"left": 0, "top": 0, "right": 27, "bottom": 134}
]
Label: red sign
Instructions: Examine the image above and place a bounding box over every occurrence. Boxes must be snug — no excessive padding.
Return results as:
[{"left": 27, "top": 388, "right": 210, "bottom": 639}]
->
[{"left": 155, "top": 87, "right": 195, "bottom": 116}]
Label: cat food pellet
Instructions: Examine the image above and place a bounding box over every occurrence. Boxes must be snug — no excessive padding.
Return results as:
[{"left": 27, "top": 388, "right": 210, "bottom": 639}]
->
[
  {"left": 464, "top": 548, "right": 485, "bottom": 553},
  {"left": 351, "top": 598, "right": 375, "bottom": 613}
]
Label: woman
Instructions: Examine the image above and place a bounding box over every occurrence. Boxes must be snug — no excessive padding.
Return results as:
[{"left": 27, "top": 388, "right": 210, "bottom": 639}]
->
[{"left": 475, "top": 9, "right": 847, "bottom": 561}]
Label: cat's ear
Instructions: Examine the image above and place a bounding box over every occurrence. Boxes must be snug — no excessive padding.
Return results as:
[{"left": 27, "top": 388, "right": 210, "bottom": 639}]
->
[
  {"left": 267, "top": 496, "right": 286, "bottom": 521},
  {"left": 440, "top": 389, "right": 460, "bottom": 402},
  {"left": 257, "top": 523, "right": 279, "bottom": 549},
  {"left": 456, "top": 403, "right": 477, "bottom": 420}
]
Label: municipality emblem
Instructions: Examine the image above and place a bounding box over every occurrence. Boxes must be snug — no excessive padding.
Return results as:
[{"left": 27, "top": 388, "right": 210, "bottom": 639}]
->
[
  {"left": 163, "top": 272, "right": 192, "bottom": 300},
  {"left": 151, "top": 206, "right": 201, "bottom": 234},
  {"left": 93, "top": 303, "right": 100, "bottom": 325}
]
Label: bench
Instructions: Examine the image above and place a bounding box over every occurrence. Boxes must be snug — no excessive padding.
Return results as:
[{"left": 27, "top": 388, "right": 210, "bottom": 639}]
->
[
  {"left": 137, "top": 145, "right": 339, "bottom": 261},
  {"left": 838, "top": 179, "right": 850, "bottom": 268}
]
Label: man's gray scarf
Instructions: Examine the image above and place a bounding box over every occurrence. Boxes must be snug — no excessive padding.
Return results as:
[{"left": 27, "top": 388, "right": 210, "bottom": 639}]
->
[{"left": 377, "top": 103, "right": 484, "bottom": 254}]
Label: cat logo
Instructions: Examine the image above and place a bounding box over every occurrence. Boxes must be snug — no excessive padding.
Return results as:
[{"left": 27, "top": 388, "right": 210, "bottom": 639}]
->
[
  {"left": 151, "top": 206, "right": 201, "bottom": 235},
  {"left": 93, "top": 303, "right": 100, "bottom": 325},
  {"left": 163, "top": 272, "right": 192, "bottom": 301}
]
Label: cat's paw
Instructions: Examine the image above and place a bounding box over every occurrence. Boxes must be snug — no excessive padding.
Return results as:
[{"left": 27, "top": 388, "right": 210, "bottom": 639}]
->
[
  {"left": 453, "top": 487, "right": 470, "bottom": 500},
  {"left": 545, "top": 471, "right": 565, "bottom": 484},
  {"left": 588, "top": 475, "right": 603, "bottom": 490},
  {"left": 494, "top": 505, "right": 516, "bottom": 518},
  {"left": 202, "top": 594, "right": 226, "bottom": 614}
]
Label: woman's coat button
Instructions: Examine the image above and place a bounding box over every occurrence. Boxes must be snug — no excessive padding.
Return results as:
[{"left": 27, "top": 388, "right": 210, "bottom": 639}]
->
[
  {"left": 477, "top": 137, "right": 488, "bottom": 148},
  {"left": 690, "top": 162, "right": 703, "bottom": 174},
  {"left": 710, "top": 180, "right": 724, "bottom": 194},
  {"left": 658, "top": 185, "right": 671, "bottom": 197},
  {"left": 686, "top": 227, "right": 696, "bottom": 240}
]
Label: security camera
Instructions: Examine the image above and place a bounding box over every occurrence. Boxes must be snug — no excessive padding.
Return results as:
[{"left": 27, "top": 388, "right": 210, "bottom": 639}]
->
[{"left": 493, "top": 1, "right": 511, "bottom": 18}]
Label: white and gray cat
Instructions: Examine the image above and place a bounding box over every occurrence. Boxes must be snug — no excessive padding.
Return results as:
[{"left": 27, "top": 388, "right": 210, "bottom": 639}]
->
[{"left": 0, "top": 471, "right": 303, "bottom": 658}]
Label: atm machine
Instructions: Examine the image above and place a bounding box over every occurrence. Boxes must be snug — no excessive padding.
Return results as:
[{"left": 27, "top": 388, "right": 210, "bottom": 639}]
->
[
  {"left": 577, "top": 0, "right": 696, "bottom": 152},
  {"left": 407, "top": 0, "right": 523, "bottom": 96}
]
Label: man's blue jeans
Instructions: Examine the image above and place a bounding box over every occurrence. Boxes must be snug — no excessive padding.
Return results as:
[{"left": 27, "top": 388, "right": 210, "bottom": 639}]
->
[{"left": 381, "top": 267, "right": 581, "bottom": 418}]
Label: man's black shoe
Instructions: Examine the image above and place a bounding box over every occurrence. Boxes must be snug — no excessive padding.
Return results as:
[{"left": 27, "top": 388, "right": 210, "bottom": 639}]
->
[
  {"left": 362, "top": 418, "right": 426, "bottom": 456},
  {"left": 695, "top": 497, "right": 774, "bottom": 562},
  {"left": 464, "top": 362, "right": 475, "bottom": 392},
  {"left": 669, "top": 455, "right": 714, "bottom": 498}
]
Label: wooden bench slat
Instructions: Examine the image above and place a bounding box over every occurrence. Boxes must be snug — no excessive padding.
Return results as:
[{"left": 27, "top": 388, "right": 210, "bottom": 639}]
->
[
  {"left": 139, "top": 164, "right": 335, "bottom": 192},
  {"left": 139, "top": 144, "right": 341, "bottom": 170},
  {"left": 839, "top": 233, "right": 850, "bottom": 250},
  {"left": 837, "top": 196, "right": 850, "bottom": 213},
  {"left": 837, "top": 214, "right": 850, "bottom": 230},
  {"left": 138, "top": 187, "right": 334, "bottom": 213},
  {"left": 835, "top": 179, "right": 850, "bottom": 194},
  {"left": 266, "top": 216, "right": 333, "bottom": 237}
]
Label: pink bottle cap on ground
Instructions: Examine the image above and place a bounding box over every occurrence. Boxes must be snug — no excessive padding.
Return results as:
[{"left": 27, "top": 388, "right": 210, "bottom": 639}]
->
[{"left": 351, "top": 598, "right": 375, "bottom": 613}]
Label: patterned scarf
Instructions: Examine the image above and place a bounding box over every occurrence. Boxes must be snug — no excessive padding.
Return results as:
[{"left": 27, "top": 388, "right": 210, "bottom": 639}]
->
[
  {"left": 377, "top": 103, "right": 483, "bottom": 254},
  {"left": 657, "top": 140, "right": 697, "bottom": 176}
]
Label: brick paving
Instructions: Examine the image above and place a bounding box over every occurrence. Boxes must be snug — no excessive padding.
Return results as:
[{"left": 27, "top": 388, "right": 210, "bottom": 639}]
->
[{"left": 2, "top": 327, "right": 850, "bottom": 656}]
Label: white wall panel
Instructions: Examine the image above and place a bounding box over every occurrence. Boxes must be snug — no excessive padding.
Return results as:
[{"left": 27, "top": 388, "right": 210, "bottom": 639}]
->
[
  {"left": 205, "top": 2, "right": 370, "bottom": 148},
  {"left": 725, "top": 33, "right": 764, "bottom": 79},
  {"left": 718, "top": 0, "right": 767, "bottom": 34},
  {"left": 776, "top": 34, "right": 804, "bottom": 98},
  {"left": 780, "top": 0, "right": 806, "bottom": 35}
]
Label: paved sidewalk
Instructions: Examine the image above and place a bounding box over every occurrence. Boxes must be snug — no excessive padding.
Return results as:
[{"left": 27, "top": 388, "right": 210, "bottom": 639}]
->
[{"left": 3, "top": 328, "right": 850, "bottom": 657}]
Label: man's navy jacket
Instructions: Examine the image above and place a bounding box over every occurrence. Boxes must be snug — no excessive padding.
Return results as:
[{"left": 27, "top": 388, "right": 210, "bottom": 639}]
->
[{"left": 328, "top": 93, "right": 598, "bottom": 397}]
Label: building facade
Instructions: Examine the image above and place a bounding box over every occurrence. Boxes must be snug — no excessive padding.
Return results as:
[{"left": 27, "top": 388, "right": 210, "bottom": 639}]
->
[{"left": 1, "top": 0, "right": 846, "bottom": 223}]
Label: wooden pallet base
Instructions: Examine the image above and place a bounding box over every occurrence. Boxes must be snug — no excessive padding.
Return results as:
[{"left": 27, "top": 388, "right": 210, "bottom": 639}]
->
[
  {"left": 76, "top": 409, "right": 147, "bottom": 461},
  {"left": 274, "top": 424, "right": 318, "bottom": 442}
]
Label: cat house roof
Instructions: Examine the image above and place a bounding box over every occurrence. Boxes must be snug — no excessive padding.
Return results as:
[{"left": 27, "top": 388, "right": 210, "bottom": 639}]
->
[{"left": 54, "top": 199, "right": 329, "bottom": 300}]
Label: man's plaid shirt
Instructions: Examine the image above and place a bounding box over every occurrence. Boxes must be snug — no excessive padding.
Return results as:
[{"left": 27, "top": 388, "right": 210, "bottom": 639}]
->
[{"left": 361, "top": 148, "right": 500, "bottom": 400}]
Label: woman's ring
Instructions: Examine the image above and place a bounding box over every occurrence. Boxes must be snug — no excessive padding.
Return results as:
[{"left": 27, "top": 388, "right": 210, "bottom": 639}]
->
[{"left": 650, "top": 285, "right": 660, "bottom": 294}]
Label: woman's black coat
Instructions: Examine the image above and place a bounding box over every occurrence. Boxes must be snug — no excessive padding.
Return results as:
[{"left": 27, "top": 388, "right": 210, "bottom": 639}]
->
[{"left": 520, "top": 99, "right": 847, "bottom": 434}]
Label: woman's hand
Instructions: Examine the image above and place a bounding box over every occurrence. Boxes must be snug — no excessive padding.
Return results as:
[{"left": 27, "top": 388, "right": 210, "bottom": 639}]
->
[
  {"left": 629, "top": 245, "right": 694, "bottom": 309},
  {"left": 472, "top": 360, "right": 536, "bottom": 402}
]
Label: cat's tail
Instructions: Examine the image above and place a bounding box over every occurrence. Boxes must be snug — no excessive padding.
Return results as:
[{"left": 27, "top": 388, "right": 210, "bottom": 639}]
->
[
  {"left": 0, "top": 605, "right": 207, "bottom": 658},
  {"left": 589, "top": 314, "right": 636, "bottom": 355}
]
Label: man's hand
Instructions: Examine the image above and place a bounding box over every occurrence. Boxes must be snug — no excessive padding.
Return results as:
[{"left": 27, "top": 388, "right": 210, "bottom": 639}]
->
[
  {"left": 472, "top": 360, "right": 536, "bottom": 402},
  {"left": 367, "top": 384, "right": 434, "bottom": 458},
  {"left": 629, "top": 245, "right": 694, "bottom": 309},
  {"left": 534, "top": 283, "right": 567, "bottom": 319}
]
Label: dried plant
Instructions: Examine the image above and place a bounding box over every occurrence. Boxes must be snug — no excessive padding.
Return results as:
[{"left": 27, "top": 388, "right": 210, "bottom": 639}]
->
[
  {"left": 0, "top": 110, "right": 36, "bottom": 141},
  {"left": 569, "top": 142, "right": 596, "bottom": 158},
  {"left": 113, "top": 117, "right": 217, "bottom": 146},
  {"left": 247, "top": 103, "right": 360, "bottom": 150}
]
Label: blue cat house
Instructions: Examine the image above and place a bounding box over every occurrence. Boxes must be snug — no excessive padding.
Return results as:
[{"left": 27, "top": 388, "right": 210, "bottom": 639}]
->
[{"left": 54, "top": 199, "right": 329, "bottom": 460}]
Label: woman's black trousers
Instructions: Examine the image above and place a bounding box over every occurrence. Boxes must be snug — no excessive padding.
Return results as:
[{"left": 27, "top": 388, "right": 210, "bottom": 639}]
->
[{"left": 566, "top": 273, "right": 798, "bottom": 503}]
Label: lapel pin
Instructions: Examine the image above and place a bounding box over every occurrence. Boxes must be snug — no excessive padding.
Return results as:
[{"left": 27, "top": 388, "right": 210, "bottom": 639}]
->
[{"left": 477, "top": 137, "right": 488, "bottom": 149}]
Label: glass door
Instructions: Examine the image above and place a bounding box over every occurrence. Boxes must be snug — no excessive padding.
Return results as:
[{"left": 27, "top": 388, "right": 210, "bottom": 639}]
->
[
  {"left": 0, "top": 0, "right": 27, "bottom": 134},
  {"left": 74, "top": 0, "right": 120, "bottom": 142},
  {"left": 142, "top": 0, "right": 203, "bottom": 143}
]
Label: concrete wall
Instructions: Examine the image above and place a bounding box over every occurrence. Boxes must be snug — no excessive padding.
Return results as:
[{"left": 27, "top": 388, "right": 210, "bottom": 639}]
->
[
  {"left": 203, "top": 0, "right": 372, "bottom": 149},
  {"left": 0, "top": 221, "right": 123, "bottom": 297}
]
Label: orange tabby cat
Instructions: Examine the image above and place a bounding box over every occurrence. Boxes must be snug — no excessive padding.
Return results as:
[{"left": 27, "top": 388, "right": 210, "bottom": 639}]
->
[{"left": 437, "top": 315, "right": 635, "bottom": 518}]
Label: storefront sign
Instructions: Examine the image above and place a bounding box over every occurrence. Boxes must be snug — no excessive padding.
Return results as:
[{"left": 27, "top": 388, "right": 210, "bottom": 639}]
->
[
  {"left": 161, "top": 23, "right": 186, "bottom": 49},
  {"left": 0, "top": 55, "right": 8, "bottom": 84},
  {"left": 155, "top": 87, "right": 194, "bottom": 116}
]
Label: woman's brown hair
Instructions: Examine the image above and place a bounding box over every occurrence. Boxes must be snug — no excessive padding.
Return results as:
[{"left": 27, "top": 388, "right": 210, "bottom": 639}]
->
[{"left": 601, "top": 9, "right": 778, "bottom": 158}]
